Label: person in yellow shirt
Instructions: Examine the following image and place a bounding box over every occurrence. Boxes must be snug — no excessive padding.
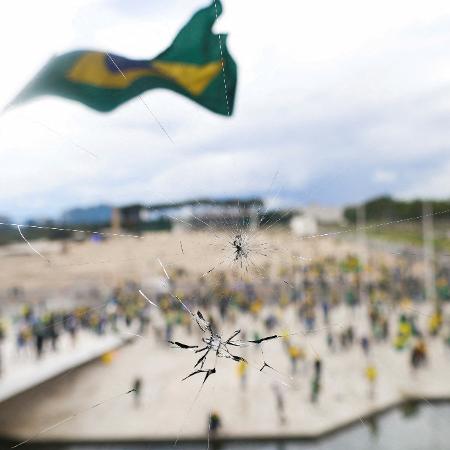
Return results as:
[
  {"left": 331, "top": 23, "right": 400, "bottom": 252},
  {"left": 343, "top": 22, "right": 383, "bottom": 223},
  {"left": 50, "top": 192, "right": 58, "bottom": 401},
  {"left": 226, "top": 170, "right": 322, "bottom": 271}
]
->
[
  {"left": 365, "top": 363, "right": 377, "bottom": 399},
  {"left": 236, "top": 359, "right": 248, "bottom": 390},
  {"left": 288, "top": 344, "right": 303, "bottom": 375},
  {"left": 428, "top": 309, "right": 443, "bottom": 336}
]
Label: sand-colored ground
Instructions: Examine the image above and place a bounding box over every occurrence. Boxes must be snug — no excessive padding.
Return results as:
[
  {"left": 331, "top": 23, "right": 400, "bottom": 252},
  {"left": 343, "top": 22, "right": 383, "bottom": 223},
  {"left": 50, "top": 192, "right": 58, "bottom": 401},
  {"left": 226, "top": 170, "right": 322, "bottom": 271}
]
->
[
  {"left": 0, "top": 228, "right": 398, "bottom": 299},
  {"left": 0, "top": 303, "right": 449, "bottom": 443},
  {"left": 0, "top": 230, "right": 447, "bottom": 443}
]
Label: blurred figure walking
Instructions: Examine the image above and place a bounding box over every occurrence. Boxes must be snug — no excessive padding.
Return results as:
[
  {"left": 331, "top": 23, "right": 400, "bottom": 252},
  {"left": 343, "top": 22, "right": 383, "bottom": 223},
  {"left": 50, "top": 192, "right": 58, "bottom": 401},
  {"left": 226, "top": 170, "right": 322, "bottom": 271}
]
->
[
  {"left": 209, "top": 411, "right": 222, "bottom": 437},
  {"left": 272, "top": 383, "right": 286, "bottom": 424},
  {"left": 132, "top": 377, "right": 142, "bottom": 408},
  {"left": 365, "top": 363, "right": 377, "bottom": 399},
  {"left": 236, "top": 359, "right": 248, "bottom": 391}
]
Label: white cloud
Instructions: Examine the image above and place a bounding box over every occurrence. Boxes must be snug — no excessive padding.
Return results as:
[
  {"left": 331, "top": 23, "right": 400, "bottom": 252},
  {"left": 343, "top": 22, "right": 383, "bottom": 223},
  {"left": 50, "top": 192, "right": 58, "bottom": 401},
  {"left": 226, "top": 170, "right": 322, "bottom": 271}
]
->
[
  {"left": 397, "top": 161, "right": 450, "bottom": 199},
  {"left": 2, "top": 1, "right": 450, "bottom": 220},
  {"left": 145, "top": 147, "right": 313, "bottom": 203},
  {"left": 373, "top": 169, "right": 397, "bottom": 184}
]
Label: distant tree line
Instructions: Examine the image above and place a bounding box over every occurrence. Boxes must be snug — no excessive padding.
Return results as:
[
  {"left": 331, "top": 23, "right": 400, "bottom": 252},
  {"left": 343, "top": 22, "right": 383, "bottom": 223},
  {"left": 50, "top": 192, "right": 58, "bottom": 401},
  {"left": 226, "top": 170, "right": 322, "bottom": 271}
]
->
[
  {"left": 344, "top": 196, "right": 450, "bottom": 223},
  {"left": 0, "top": 223, "right": 104, "bottom": 246}
]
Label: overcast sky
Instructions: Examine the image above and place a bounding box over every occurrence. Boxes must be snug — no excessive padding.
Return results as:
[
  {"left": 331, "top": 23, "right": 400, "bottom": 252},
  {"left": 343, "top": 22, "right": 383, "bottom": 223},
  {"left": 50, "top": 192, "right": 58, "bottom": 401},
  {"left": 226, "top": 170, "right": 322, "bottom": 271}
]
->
[{"left": 2, "top": 0, "right": 450, "bottom": 221}]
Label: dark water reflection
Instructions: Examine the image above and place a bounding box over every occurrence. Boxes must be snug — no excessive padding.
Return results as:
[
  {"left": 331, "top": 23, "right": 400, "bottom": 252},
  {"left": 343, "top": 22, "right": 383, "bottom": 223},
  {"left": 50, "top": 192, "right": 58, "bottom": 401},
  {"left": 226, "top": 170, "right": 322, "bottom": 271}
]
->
[{"left": 2, "top": 402, "right": 449, "bottom": 450}]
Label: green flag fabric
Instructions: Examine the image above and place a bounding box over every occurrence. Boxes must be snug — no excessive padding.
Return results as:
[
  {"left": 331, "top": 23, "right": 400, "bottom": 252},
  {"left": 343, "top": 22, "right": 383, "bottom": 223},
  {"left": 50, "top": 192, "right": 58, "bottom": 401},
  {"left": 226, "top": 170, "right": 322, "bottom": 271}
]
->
[{"left": 7, "top": 0, "right": 236, "bottom": 116}]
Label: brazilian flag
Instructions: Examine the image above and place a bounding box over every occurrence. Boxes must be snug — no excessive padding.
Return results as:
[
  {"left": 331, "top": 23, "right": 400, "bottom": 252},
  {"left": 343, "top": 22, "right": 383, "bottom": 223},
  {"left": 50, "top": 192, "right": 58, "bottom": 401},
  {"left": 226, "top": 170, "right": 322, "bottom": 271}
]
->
[{"left": 7, "top": 0, "right": 236, "bottom": 116}]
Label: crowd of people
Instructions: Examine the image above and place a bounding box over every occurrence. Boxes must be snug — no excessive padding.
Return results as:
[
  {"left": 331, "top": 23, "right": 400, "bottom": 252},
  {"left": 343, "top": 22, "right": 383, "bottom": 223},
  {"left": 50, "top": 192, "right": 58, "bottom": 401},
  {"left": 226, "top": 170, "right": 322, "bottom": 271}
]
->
[
  {"left": 0, "top": 249, "right": 450, "bottom": 434},
  {"left": 0, "top": 282, "right": 152, "bottom": 372}
]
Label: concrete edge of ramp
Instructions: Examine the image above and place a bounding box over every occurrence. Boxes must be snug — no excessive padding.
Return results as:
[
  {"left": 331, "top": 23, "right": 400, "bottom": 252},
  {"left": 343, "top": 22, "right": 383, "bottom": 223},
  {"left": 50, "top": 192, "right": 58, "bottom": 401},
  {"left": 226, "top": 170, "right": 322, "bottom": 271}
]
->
[
  {"left": 0, "top": 335, "right": 132, "bottom": 404},
  {"left": 2, "top": 395, "right": 449, "bottom": 445}
]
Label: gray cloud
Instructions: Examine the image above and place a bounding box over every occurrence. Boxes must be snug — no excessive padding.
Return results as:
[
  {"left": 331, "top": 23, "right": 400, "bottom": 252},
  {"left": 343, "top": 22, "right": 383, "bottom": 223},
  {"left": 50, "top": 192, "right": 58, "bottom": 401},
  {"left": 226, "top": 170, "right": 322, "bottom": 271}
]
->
[{"left": 2, "top": 1, "right": 450, "bottom": 221}]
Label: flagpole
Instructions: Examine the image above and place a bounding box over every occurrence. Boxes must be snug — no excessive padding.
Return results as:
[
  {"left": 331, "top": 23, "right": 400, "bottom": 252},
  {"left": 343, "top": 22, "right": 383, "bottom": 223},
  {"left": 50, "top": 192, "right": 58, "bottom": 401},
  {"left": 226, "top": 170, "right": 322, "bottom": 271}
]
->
[
  {"left": 357, "top": 202, "right": 368, "bottom": 306},
  {"left": 422, "top": 201, "right": 436, "bottom": 305}
]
